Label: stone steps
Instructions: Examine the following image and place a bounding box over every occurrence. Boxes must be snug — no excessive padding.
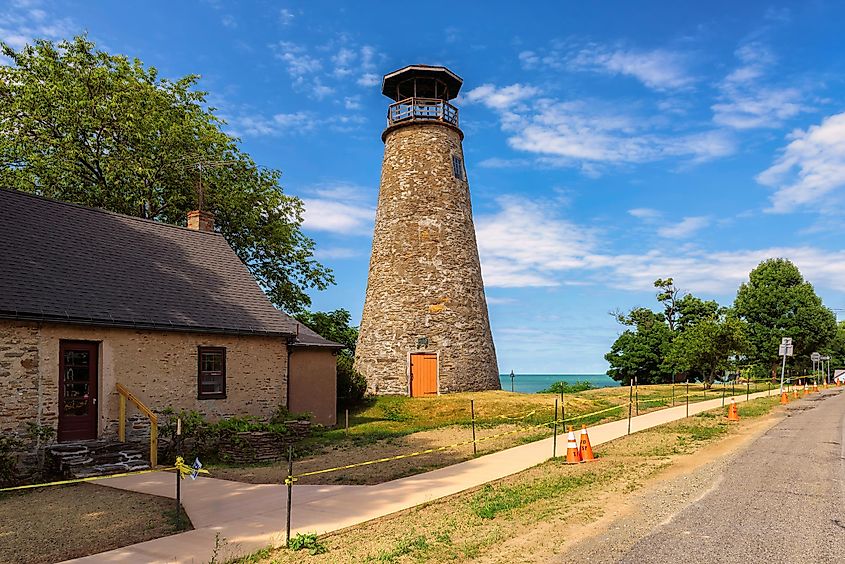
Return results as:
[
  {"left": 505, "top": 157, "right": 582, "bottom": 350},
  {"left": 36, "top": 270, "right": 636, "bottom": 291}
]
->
[{"left": 48, "top": 440, "right": 150, "bottom": 479}]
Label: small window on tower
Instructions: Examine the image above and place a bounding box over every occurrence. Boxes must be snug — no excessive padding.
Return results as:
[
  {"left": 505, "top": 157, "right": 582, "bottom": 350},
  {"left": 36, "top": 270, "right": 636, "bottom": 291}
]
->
[{"left": 452, "top": 155, "right": 465, "bottom": 181}]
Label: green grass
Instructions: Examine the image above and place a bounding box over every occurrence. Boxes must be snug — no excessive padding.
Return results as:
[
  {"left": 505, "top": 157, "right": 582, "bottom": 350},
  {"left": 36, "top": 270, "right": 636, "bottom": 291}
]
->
[
  {"left": 367, "top": 534, "right": 430, "bottom": 563},
  {"left": 469, "top": 472, "right": 599, "bottom": 519}
]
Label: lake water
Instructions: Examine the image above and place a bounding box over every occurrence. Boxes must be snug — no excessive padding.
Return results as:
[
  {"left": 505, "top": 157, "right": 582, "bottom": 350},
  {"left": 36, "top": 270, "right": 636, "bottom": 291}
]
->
[{"left": 498, "top": 373, "right": 619, "bottom": 394}]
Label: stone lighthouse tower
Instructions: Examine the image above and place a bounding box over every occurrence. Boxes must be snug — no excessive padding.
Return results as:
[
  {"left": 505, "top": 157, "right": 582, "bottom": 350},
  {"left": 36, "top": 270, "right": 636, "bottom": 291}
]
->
[{"left": 355, "top": 65, "right": 500, "bottom": 396}]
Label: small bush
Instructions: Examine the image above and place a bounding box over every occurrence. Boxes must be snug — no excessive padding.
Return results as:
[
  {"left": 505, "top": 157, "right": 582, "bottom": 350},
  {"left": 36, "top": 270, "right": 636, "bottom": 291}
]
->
[
  {"left": 337, "top": 354, "right": 367, "bottom": 408},
  {"left": 0, "top": 434, "right": 23, "bottom": 487},
  {"left": 288, "top": 532, "right": 328, "bottom": 555},
  {"left": 270, "top": 405, "right": 311, "bottom": 424},
  {"left": 539, "top": 380, "right": 595, "bottom": 394}
]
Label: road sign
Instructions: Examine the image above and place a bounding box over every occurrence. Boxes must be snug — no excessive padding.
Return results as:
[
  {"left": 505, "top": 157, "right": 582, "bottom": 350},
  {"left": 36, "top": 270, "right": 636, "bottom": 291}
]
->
[
  {"left": 782, "top": 337, "right": 793, "bottom": 345},
  {"left": 779, "top": 344, "right": 794, "bottom": 356},
  {"left": 811, "top": 352, "right": 821, "bottom": 362}
]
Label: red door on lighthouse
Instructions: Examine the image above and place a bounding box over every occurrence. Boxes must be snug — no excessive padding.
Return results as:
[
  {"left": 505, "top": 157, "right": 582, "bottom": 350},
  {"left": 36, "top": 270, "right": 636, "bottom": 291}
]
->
[{"left": 410, "top": 353, "right": 438, "bottom": 397}]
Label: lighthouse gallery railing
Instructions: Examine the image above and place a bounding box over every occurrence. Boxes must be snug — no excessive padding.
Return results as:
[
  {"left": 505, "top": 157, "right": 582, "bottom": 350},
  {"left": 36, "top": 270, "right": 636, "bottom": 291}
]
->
[{"left": 387, "top": 97, "right": 459, "bottom": 127}]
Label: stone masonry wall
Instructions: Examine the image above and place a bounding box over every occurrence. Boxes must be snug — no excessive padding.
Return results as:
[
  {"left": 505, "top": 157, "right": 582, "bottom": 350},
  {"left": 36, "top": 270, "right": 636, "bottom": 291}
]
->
[
  {"left": 355, "top": 121, "right": 500, "bottom": 394},
  {"left": 0, "top": 320, "right": 288, "bottom": 443}
]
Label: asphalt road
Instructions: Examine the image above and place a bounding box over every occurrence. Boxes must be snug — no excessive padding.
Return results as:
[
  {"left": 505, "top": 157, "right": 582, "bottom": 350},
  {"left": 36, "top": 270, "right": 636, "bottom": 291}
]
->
[{"left": 615, "top": 389, "right": 845, "bottom": 564}]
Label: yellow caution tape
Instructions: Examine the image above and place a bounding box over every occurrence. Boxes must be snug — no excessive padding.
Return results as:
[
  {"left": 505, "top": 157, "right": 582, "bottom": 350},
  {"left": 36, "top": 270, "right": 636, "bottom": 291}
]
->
[
  {"left": 175, "top": 456, "right": 209, "bottom": 480},
  {"left": 291, "top": 404, "right": 625, "bottom": 480},
  {"left": 0, "top": 465, "right": 178, "bottom": 492}
]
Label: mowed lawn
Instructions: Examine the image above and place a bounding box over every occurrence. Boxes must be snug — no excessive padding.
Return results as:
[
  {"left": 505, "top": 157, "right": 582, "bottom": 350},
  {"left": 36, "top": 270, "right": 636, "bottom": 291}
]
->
[
  {"left": 0, "top": 483, "right": 190, "bottom": 564},
  {"left": 232, "top": 395, "right": 783, "bottom": 563},
  {"left": 210, "top": 382, "right": 774, "bottom": 485}
]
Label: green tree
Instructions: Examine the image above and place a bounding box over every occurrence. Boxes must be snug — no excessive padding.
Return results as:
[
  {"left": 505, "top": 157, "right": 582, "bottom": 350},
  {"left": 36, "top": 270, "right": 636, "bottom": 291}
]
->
[
  {"left": 666, "top": 314, "right": 748, "bottom": 388},
  {"left": 294, "top": 309, "right": 367, "bottom": 407},
  {"left": 821, "top": 321, "right": 845, "bottom": 369},
  {"left": 733, "top": 259, "right": 836, "bottom": 377},
  {"left": 605, "top": 308, "right": 674, "bottom": 384},
  {"left": 0, "top": 36, "right": 332, "bottom": 312}
]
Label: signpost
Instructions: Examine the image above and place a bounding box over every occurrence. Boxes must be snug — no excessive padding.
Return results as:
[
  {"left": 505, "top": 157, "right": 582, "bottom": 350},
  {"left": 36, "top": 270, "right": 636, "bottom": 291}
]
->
[
  {"left": 779, "top": 338, "right": 794, "bottom": 394},
  {"left": 509, "top": 370, "right": 515, "bottom": 392},
  {"left": 811, "top": 352, "right": 821, "bottom": 387}
]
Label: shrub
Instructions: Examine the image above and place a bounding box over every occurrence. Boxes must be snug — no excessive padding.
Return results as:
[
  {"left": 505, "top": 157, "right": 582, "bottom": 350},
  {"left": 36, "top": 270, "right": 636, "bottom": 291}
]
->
[
  {"left": 0, "top": 434, "right": 23, "bottom": 487},
  {"left": 337, "top": 353, "right": 367, "bottom": 408},
  {"left": 539, "top": 380, "right": 594, "bottom": 394},
  {"left": 270, "top": 405, "right": 311, "bottom": 424},
  {"left": 288, "top": 532, "right": 328, "bottom": 555}
]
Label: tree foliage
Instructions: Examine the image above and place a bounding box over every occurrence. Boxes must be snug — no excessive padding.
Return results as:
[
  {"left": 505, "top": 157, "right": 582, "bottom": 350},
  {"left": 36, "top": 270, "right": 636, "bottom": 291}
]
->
[
  {"left": 666, "top": 314, "right": 748, "bottom": 387},
  {"left": 733, "top": 259, "right": 836, "bottom": 372},
  {"left": 605, "top": 307, "right": 674, "bottom": 384},
  {"left": 0, "top": 36, "right": 332, "bottom": 312}
]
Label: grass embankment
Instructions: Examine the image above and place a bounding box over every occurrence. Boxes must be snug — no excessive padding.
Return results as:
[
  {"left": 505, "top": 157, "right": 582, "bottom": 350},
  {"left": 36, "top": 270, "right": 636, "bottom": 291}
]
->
[
  {"left": 232, "top": 395, "right": 782, "bottom": 564},
  {"left": 0, "top": 483, "right": 191, "bottom": 563},
  {"left": 210, "top": 382, "right": 777, "bottom": 485}
]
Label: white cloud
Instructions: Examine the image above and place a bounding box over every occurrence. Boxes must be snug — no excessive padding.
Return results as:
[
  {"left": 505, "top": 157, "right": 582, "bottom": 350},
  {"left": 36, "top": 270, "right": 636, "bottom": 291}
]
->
[
  {"left": 628, "top": 208, "right": 662, "bottom": 220},
  {"left": 0, "top": 1, "right": 77, "bottom": 53},
  {"left": 225, "top": 111, "right": 313, "bottom": 137},
  {"left": 299, "top": 183, "right": 376, "bottom": 236},
  {"left": 589, "top": 246, "right": 845, "bottom": 295},
  {"left": 271, "top": 40, "right": 382, "bottom": 97},
  {"left": 476, "top": 196, "right": 596, "bottom": 287},
  {"left": 497, "top": 98, "right": 734, "bottom": 165},
  {"left": 273, "top": 41, "right": 322, "bottom": 77},
  {"left": 712, "top": 42, "right": 806, "bottom": 129},
  {"left": 569, "top": 46, "right": 694, "bottom": 90},
  {"left": 474, "top": 197, "right": 845, "bottom": 296},
  {"left": 657, "top": 216, "right": 710, "bottom": 238},
  {"left": 357, "top": 73, "right": 380, "bottom": 87},
  {"left": 462, "top": 83, "right": 540, "bottom": 110},
  {"left": 279, "top": 8, "right": 295, "bottom": 25},
  {"left": 758, "top": 112, "right": 845, "bottom": 213}
]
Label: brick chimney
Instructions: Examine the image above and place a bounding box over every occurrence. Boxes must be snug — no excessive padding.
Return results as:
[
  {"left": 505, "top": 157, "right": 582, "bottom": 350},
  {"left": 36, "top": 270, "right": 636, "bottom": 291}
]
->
[{"left": 187, "top": 210, "right": 214, "bottom": 232}]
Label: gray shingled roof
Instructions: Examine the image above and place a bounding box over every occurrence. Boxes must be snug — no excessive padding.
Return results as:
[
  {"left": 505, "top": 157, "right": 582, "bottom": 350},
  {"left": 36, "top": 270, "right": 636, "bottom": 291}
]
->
[{"left": 0, "top": 188, "right": 341, "bottom": 347}]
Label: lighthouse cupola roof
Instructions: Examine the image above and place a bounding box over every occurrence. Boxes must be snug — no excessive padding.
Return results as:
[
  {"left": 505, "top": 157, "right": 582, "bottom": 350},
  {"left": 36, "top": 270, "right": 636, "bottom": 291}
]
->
[{"left": 382, "top": 65, "right": 463, "bottom": 101}]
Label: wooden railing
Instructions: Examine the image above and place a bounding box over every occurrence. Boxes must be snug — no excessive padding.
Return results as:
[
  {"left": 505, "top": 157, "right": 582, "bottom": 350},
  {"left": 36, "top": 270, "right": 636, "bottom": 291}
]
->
[
  {"left": 387, "top": 97, "right": 459, "bottom": 127},
  {"left": 116, "top": 383, "right": 158, "bottom": 467}
]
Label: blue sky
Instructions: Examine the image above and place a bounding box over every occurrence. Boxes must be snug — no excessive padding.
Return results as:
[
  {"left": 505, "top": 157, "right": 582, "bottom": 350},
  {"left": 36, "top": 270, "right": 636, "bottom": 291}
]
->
[{"left": 5, "top": 1, "right": 845, "bottom": 373}]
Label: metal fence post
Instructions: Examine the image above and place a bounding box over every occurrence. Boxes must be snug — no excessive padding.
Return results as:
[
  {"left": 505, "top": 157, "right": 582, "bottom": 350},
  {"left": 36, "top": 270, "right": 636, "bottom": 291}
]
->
[
  {"left": 628, "top": 378, "right": 633, "bottom": 435},
  {"left": 634, "top": 376, "right": 639, "bottom": 416},
  {"left": 175, "top": 417, "right": 182, "bottom": 529},
  {"left": 285, "top": 446, "right": 293, "bottom": 547},
  {"left": 686, "top": 381, "right": 689, "bottom": 418},
  {"left": 553, "top": 398, "right": 558, "bottom": 458},
  {"left": 746, "top": 379, "right": 750, "bottom": 401},
  {"left": 471, "top": 400, "right": 477, "bottom": 456},
  {"left": 672, "top": 380, "right": 675, "bottom": 406},
  {"left": 722, "top": 381, "right": 726, "bottom": 406}
]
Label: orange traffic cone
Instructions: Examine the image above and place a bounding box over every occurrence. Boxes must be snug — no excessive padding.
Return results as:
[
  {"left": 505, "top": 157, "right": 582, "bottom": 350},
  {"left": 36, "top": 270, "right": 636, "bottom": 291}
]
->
[
  {"left": 727, "top": 399, "right": 740, "bottom": 421},
  {"left": 813, "top": 383, "right": 819, "bottom": 392},
  {"left": 837, "top": 379, "right": 841, "bottom": 387},
  {"left": 780, "top": 391, "right": 789, "bottom": 405},
  {"left": 793, "top": 389, "right": 799, "bottom": 399},
  {"left": 565, "top": 426, "right": 581, "bottom": 464},
  {"left": 579, "top": 425, "right": 595, "bottom": 462},
  {"left": 803, "top": 385, "right": 810, "bottom": 396}
]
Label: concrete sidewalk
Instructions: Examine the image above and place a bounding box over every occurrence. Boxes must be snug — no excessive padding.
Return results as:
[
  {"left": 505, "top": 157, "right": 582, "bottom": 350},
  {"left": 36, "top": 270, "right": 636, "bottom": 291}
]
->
[{"left": 68, "top": 387, "right": 786, "bottom": 563}]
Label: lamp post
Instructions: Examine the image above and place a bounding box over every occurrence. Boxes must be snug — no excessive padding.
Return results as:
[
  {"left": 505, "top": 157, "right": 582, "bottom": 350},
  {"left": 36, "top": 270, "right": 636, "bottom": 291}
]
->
[{"left": 509, "top": 370, "right": 515, "bottom": 393}]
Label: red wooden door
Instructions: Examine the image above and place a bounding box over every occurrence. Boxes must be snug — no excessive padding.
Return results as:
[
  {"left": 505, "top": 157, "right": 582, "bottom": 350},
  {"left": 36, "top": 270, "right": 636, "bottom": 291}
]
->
[
  {"left": 410, "top": 353, "right": 438, "bottom": 397},
  {"left": 58, "top": 341, "right": 99, "bottom": 441}
]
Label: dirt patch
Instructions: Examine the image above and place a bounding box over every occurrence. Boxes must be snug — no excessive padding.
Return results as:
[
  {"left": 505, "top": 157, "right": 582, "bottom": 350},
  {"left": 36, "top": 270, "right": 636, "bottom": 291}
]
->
[
  {"left": 211, "top": 424, "right": 549, "bottom": 485},
  {"left": 0, "top": 483, "right": 190, "bottom": 563}
]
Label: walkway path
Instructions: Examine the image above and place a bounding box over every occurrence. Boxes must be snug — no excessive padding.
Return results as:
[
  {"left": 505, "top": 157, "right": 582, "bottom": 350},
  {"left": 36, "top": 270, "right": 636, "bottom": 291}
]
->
[{"left": 68, "top": 388, "right": 780, "bottom": 563}]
